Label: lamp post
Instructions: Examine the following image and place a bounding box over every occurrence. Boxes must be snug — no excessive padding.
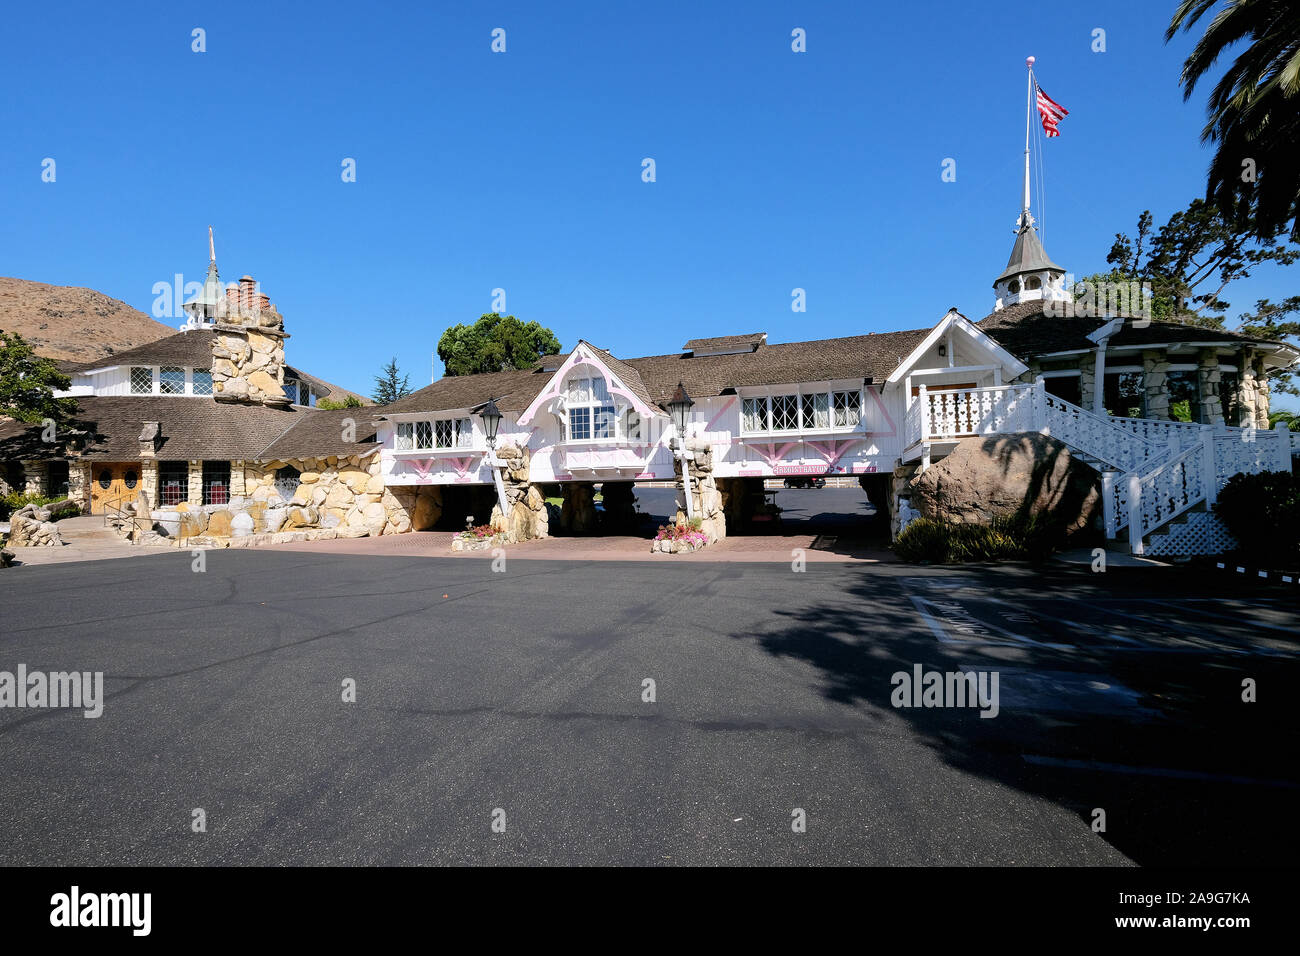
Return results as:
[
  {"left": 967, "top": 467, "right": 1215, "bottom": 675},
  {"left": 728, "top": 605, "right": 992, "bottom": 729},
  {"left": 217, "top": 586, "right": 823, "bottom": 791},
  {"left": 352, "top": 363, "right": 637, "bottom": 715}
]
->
[
  {"left": 479, "top": 398, "right": 510, "bottom": 523},
  {"left": 666, "top": 382, "right": 696, "bottom": 520}
]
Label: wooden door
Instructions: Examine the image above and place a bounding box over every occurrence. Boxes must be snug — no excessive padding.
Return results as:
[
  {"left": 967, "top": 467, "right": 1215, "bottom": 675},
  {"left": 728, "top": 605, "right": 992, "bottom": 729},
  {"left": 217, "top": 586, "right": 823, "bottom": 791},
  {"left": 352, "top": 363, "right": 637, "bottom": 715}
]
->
[{"left": 88, "top": 463, "right": 140, "bottom": 514}]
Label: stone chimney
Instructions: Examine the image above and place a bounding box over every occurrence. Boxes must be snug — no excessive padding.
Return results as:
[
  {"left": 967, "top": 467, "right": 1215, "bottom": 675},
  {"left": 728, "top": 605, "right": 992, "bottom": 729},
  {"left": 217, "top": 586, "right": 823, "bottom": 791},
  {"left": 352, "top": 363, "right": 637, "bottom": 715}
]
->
[
  {"left": 138, "top": 421, "right": 161, "bottom": 458},
  {"left": 211, "top": 274, "right": 291, "bottom": 407}
]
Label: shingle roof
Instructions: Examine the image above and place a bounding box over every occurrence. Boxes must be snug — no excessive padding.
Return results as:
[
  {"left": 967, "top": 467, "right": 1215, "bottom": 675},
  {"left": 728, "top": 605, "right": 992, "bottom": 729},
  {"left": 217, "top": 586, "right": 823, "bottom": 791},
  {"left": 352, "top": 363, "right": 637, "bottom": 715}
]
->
[
  {"left": 682, "top": 333, "right": 766, "bottom": 353},
  {"left": 380, "top": 329, "right": 933, "bottom": 416},
  {"left": 61, "top": 329, "right": 368, "bottom": 404},
  {"left": 978, "top": 301, "right": 1288, "bottom": 356},
  {"left": 2, "top": 397, "right": 379, "bottom": 463},
  {"left": 995, "top": 221, "right": 1063, "bottom": 284}
]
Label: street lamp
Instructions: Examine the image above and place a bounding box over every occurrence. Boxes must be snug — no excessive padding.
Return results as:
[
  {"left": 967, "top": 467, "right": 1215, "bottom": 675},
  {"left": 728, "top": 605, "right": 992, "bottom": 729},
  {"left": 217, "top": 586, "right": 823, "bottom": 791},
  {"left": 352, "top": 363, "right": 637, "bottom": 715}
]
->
[
  {"left": 478, "top": 398, "right": 508, "bottom": 524},
  {"left": 666, "top": 382, "right": 694, "bottom": 442},
  {"left": 666, "top": 382, "right": 696, "bottom": 520},
  {"left": 480, "top": 398, "right": 503, "bottom": 449}
]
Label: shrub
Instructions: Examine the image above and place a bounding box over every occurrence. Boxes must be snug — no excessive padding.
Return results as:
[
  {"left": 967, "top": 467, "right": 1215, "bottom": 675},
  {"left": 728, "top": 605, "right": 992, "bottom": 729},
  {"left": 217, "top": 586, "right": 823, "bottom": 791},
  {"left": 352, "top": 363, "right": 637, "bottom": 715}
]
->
[
  {"left": 1216, "top": 470, "right": 1300, "bottom": 564},
  {"left": 0, "top": 492, "right": 79, "bottom": 521},
  {"left": 894, "top": 511, "right": 1067, "bottom": 564}
]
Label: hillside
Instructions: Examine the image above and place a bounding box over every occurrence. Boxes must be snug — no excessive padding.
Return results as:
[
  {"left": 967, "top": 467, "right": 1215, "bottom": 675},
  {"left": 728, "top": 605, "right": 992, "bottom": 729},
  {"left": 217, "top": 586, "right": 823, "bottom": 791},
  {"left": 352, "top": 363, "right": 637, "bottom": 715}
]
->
[{"left": 0, "top": 276, "right": 174, "bottom": 363}]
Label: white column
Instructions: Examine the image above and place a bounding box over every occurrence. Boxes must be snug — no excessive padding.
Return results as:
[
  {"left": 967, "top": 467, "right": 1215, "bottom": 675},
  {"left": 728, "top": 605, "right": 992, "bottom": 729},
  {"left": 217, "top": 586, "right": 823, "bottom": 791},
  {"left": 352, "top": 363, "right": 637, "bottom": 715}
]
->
[
  {"left": 917, "top": 384, "right": 929, "bottom": 441},
  {"left": 1127, "top": 472, "right": 1143, "bottom": 555},
  {"left": 1276, "top": 422, "right": 1292, "bottom": 473},
  {"left": 1101, "top": 471, "right": 1115, "bottom": 538},
  {"left": 1093, "top": 343, "right": 1108, "bottom": 416}
]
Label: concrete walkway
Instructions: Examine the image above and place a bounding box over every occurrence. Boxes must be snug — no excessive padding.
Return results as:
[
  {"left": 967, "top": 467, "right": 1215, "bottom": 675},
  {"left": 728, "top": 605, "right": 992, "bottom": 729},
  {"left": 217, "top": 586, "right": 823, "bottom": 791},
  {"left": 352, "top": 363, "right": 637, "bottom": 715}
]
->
[{"left": 1, "top": 514, "right": 172, "bottom": 568}]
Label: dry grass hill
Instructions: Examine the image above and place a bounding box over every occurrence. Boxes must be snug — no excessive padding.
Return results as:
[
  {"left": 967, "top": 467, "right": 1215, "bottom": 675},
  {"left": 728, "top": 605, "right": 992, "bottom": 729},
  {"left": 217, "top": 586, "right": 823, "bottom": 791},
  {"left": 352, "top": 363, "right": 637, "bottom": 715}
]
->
[{"left": 0, "top": 276, "right": 173, "bottom": 363}]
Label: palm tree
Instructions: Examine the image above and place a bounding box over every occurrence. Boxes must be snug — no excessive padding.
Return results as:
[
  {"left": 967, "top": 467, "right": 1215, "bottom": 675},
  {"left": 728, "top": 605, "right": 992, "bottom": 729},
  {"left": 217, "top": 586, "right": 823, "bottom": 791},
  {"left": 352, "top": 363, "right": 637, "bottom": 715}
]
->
[
  {"left": 1269, "top": 408, "right": 1300, "bottom": 430},
  {"left": 1167, "top": 0, "right": 1300, "bottom": 240}
]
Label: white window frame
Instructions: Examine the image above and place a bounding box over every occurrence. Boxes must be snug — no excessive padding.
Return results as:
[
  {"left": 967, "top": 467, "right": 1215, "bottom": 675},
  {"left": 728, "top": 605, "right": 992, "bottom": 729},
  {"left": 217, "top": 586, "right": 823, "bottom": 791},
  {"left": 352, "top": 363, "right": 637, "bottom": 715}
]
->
[
  {"left": 562, "top": 374, "right": 622, "bottom": 443},
  {"left": 129, "top": 366, "right": 154, "bottom": 395},
  {"left": 740, "top": 387, "right": 865, "bottom": 436},
  {"left": 394, "top": 416, "right": 477, "bottom": 452}
]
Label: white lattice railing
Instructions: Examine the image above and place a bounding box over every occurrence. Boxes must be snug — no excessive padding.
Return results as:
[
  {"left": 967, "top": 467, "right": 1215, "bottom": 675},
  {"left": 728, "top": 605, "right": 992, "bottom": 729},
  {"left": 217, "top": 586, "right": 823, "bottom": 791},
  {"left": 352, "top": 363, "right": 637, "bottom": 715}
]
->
[
  {"left": 1038, "top": 393, "right": 1164, "bottom": 472},
  {"left": 1108, "top": 415, "right": 1203, "bottom": 450}
]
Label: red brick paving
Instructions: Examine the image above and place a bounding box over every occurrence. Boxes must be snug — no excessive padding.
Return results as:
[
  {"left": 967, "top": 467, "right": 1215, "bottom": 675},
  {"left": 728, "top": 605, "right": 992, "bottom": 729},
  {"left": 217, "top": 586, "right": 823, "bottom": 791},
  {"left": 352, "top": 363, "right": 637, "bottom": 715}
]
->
[{"left": 269, "top": 530, "right": 895, "bottom": 563}]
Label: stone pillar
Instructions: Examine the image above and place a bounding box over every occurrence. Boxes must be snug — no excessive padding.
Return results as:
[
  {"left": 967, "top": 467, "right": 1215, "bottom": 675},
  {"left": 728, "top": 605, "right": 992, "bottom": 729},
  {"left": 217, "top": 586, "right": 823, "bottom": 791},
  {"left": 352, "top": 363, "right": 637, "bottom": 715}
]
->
[
  {"left": 891, "top": 461, "right": 921, "bottom": 539},
  {"left": 1078, "top": 355, "right": 1097, "bottom": 412},
  {"left": 1239, "top": 349, "right": 1271, "bottom": 428},
  {"left": 187, "top": 460, "right": 204, "bottom": 507},
  {"left": 560, "top": 482, "right": 597, "bottom": 534},
  {"left": 488, "top": 444, "right": 546, "bottom": 541},
  {"left": 1197, "top": 349, "right": 1224, "bottom": 425},
  {"left": 1143, "top": 350, "right": 1170, "bottom": 420},
  {"left": 671, "top": 439, "right": 726, "bottom": 541},
  {"left": 68, "top": 461, "right": 90, "bottom": 511},
  {"left": 230, "top": 460, "right": 248, "bottom": 497},
  {"left": 19, "top": 461, "right": 46, "bottom": 497},
  {"left": 139, "top": 459, "right": 158, "bottom": 505}
]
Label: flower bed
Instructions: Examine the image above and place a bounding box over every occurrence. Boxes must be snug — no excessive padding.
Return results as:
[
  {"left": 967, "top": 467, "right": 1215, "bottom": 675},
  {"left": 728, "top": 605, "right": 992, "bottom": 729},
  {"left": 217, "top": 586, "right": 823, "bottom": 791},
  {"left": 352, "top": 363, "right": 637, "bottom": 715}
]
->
[
  {"left": 452, "top": 524, "right": 509, "bottom": 552},
  {"left": 651, "top": 522, "right": 710, "bottom": 554}
]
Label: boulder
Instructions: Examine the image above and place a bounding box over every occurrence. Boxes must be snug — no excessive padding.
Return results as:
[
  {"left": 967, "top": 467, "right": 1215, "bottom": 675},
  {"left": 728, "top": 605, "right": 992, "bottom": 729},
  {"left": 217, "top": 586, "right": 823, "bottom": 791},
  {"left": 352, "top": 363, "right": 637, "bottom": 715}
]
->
[
  {"left": 207, "top": 510, "right": 234, "bottom": 537},
  {"left": 263, "top": 507, "right": 288, "bottom": 533},
  {"left": 907, "top": 432, "right": 1101, "bottom": 535},
  {"left": 230, "top": 511, "right": 256, "bottom": 537},
  {"left": 151, "top": 510, "right": 181, "bottom": 538}
]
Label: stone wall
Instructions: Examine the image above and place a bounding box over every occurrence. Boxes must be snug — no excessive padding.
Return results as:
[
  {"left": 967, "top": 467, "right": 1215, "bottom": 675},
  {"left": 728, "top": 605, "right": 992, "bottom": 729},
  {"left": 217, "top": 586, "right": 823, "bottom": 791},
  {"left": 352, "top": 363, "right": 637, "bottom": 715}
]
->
[
  {"left": 1197, "top": 349, "right": 1224, "bottom": 426},
  {"left": 243, "top": 453, "right": 408, "bottom": 537}
]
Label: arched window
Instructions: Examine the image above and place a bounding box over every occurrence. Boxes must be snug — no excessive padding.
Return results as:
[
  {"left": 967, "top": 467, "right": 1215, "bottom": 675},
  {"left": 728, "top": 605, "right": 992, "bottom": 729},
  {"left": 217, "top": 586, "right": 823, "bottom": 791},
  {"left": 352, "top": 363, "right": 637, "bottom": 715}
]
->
[
  {"left": 1026, "top": 276, "right": 1042, "bottom": 291},
  {"left": 1008, "top": 280, "right": 1020, "bottom": 294},
  {"left": 274, "top": 465, "right": 301, "bottom": 500}
]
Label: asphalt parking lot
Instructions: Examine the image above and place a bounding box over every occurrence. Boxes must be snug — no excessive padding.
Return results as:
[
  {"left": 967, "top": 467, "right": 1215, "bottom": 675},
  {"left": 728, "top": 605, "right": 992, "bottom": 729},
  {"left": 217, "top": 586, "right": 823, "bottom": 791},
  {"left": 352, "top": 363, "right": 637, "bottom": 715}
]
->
[{"left": 0, "top": 550, "right": 1295, "bottom": 865}]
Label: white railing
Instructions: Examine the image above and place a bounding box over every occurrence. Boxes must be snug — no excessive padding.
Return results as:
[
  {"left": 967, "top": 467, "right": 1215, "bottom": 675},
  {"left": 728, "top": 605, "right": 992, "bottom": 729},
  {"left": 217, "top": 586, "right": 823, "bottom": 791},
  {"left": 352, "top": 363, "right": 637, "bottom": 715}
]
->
[
  {"left": 907, "top": 380, "right": 1293, "bottom": 554},
  {"left": 1108, "top": 415, "right": 1203, "bottom": 450}
]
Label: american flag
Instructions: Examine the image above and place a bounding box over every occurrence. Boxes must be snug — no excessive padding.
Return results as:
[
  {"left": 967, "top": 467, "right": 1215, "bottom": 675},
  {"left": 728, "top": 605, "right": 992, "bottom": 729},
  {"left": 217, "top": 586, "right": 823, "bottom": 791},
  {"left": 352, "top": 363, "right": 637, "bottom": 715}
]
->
[{"left": 1035, "top": 84, "right": 1068, "bottom": 137}]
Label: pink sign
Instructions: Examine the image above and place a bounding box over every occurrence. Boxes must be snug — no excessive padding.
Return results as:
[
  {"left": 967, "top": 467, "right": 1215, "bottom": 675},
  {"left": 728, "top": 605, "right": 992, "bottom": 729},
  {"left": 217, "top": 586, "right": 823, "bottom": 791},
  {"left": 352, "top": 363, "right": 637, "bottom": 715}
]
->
[
  {"left": 852, "top": 463, "right": 878, "bottom": 474},
  {"left": 773, "top": 464, "right": 828, "bottom": 476},
  {"left": 738, "top": 469, "right": 763, "bottom": 477}
]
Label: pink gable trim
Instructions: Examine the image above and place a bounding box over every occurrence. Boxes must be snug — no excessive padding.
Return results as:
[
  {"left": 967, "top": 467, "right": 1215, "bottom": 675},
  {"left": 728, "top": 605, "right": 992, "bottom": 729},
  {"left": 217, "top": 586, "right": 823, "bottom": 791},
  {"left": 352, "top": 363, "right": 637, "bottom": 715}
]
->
[{"left": 517, "top": 346, "right": 658, "bottom": 426}]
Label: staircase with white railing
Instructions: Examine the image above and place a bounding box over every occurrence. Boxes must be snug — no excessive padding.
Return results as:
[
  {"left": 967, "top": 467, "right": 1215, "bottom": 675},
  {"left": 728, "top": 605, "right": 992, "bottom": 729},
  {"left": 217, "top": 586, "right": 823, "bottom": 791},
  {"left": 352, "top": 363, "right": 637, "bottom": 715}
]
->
[{"left": 908, "top": 381, "right": 1294, "bottom": 554}]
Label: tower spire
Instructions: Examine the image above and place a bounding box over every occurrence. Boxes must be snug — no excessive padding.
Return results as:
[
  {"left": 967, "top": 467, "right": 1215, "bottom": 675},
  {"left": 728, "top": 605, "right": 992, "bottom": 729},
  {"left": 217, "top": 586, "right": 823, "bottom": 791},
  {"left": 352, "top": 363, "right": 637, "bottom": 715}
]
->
[
  {"left": 991, "top": 56, "right": 1067, "bottom": 312},
  {"left": 209, "top": 225, "right": 216, "bottom": 264}
]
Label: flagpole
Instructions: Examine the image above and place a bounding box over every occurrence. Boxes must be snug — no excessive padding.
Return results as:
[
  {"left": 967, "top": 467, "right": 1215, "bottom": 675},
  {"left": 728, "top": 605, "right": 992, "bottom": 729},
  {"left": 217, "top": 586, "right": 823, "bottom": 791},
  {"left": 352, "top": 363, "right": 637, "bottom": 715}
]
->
[{"left": 1023, "top": 56, "right": 1034, "bottom": 221}]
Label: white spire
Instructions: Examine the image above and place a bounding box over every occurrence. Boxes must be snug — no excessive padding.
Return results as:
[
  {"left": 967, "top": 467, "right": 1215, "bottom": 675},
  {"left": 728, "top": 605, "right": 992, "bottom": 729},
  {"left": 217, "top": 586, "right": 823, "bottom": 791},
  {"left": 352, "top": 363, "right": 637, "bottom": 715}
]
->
[{"left": 208, "top": 225, "right": 216, "bottom": 264}]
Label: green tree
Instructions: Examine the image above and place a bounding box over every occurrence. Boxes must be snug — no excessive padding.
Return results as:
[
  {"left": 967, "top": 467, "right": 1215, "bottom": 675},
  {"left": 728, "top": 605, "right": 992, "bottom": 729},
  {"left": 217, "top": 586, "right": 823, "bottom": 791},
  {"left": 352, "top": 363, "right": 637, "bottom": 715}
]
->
[
  {"left": 1102, "top": 198, "right": 1297, "bottom": 325},
  {"left": 1238, "top": 296, "right": 1300, "bottom": 397},
  {"left": 1167, "top": 0, "right": 1300, "bottom": 241},
  {"left": 437, "top": 313, "right": 562, "bottom": 377},
  {"left": 316, "top": 395, "right": 363, "bottom": 410},
  {"left": 0, "top": 330, "right": 76, "bottom": 424},
  {"left": 371, "top": 358, "right": 412, "bottom": 405}
]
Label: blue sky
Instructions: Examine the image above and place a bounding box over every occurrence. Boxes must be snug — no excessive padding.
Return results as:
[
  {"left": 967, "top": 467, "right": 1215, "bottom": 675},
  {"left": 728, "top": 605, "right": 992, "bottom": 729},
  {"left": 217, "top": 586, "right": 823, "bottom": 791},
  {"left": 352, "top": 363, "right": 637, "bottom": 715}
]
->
[{"left": 3, "top": 0, "right": 1295, "bottom": 406}]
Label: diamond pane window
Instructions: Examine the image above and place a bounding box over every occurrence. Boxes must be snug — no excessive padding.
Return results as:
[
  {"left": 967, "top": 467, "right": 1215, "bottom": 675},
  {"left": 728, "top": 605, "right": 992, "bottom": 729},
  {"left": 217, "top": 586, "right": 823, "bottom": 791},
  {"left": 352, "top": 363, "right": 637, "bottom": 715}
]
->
[
  {"left": 192, "top": 370, "right": 213, "bottom": 395},
  {"left": 742, "top": 397, "right": 768, "bottom": 432},
  {"left": 455, "top": 418, "right": 474, "bottom": 448},
  {"left": 833, "top": 391, "right": 861, "bottom": 427},
  {"left": 129, "top": 367, "right": 152, "bottom": 394},
  {"left": 396, "top": 422, "right": 414, "bottom": 450},
  {"left": 434, "top": 420, "right": 453, "bottom": 448},
  {"left": 416, "top": 421, "right": 435, "bottom": 448},
  {"left": 160, "top": 366, "right": 185, "bottom": 395},
  {"left": 771, "top": 395, "right": 799, "bottom": 430},
  {"left": 802, "top": 393, "right": 830, "bottom": 429}
]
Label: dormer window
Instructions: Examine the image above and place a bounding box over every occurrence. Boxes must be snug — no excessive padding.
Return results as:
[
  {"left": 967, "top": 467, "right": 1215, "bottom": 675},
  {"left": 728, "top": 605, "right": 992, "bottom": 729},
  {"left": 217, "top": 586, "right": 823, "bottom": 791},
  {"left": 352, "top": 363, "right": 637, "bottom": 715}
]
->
[
  {"left": 193, "top": 370, "right": 213, "bottom": 395},
  {"left": 129, "top": 367, "right": 152, "bottom": 394},
  {"left": 395, "top": 417, "right": 474, "bottom": 450},
  {"left": 563, "top": 375, "right": 617, "bottom": 441}
]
